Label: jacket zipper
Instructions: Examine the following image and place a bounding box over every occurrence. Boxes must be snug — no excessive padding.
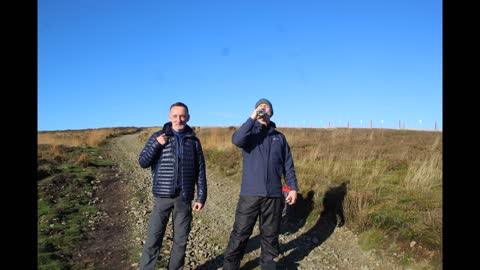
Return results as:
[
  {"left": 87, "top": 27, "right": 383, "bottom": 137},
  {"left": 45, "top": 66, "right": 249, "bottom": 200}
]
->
[{"left": 266, "top": 130, "right": 271, "bottom": 196}]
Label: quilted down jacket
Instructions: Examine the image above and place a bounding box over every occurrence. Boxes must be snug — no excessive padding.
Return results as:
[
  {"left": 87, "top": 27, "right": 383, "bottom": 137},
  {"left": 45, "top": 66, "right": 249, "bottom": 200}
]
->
[{"left": 139, "top": 122, "right": 207, "bottom": 204}]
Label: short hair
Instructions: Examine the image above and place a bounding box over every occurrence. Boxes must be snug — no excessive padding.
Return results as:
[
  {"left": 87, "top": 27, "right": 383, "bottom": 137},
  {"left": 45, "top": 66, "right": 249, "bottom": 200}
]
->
[{"left": 170, "top": 102, "right": 189, "bottom": 114}]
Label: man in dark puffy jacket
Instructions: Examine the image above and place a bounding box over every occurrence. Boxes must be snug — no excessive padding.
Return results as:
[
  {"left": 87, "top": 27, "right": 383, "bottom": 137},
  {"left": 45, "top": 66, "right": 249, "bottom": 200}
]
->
[
  {"left": 138, "top": 102, "right": 207, "bottom": 270},
  {"left": 223, "top": 98, "right": 299, "bottom": 270}
]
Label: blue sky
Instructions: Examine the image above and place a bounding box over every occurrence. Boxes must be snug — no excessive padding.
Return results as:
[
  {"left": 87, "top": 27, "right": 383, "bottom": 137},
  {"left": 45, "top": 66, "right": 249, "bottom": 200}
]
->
[{"left": 38, "top": 0, "right": 442, "bottom": 131}]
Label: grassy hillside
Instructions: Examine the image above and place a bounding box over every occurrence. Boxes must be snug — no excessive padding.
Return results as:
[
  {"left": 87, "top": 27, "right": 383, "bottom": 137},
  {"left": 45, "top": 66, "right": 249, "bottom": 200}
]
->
[
  {"left": 38, "top": 127, "right": 141, "bottom": 147},
  {"left": 37, "top": 127, "right": 141, "bottom": 269},
  {"left": 193, "top": 126, "right": 442, "bottom": 269},
  {"left": 39, "top": 126, "right": 442, "bottom": 269}
]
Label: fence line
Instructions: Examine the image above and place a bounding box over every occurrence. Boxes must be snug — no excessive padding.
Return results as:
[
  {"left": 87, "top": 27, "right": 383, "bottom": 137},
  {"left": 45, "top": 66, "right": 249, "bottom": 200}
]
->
[
  {"left": 222, "top": 120, "right": 442, "bottom": 131},
  {"left": 275, "top": 120, "right": 442, "bottom": 131}
]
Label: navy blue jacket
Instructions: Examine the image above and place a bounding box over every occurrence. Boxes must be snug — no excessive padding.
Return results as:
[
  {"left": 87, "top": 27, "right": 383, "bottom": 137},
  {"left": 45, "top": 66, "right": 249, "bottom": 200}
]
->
[
  {"left": 232, "top": 118, "right": 298, "bottom": 197},
  {"left": 139, "top": 123, "right": 207, "bottom": 204}
]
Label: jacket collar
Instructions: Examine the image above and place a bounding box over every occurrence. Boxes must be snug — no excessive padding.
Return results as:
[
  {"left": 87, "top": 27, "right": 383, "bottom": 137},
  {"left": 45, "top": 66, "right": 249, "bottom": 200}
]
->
[{"left": 254, "top": 120, "right": 276, "bottom": 133}]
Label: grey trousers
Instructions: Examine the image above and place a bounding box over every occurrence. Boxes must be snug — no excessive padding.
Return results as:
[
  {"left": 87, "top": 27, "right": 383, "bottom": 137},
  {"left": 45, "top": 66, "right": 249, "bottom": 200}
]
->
[{"left": 139, "top": 195, "right": 192, "bottom": 270}]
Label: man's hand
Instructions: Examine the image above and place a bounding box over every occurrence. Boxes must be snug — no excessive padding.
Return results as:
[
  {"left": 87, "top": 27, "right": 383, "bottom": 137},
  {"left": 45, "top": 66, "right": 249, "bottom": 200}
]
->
[
  {"left": 286, "top": 190, "right": 297, "bottom": 205},
  {"left": 156, "top": 133, "right": 168, "bottom": 145},
  {"left": 193, "top": 202, "right": 204, "bottom": 212},
  {"left": 250, "top": 107, "right": 261, "bottom": 120}
]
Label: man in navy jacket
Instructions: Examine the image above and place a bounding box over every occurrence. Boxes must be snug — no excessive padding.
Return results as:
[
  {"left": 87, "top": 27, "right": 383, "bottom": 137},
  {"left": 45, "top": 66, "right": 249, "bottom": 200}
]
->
[
  {"left": 138, "top": 102, "right": 207, "bottom": 270},
  {"left": 223, "top": 98, "right": 299, "bottom": 270}
]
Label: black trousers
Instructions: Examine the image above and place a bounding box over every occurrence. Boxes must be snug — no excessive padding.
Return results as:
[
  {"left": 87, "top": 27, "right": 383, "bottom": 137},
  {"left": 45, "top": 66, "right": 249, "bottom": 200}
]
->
[{"left": 223, "top": 196, "right": 282, "bottom": 270}]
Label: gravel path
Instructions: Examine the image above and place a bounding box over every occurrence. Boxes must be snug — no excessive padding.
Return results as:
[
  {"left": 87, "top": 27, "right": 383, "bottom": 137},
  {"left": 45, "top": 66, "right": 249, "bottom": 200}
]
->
[{"left": 103, "top": 133, "right": 407, "bottom": 270}]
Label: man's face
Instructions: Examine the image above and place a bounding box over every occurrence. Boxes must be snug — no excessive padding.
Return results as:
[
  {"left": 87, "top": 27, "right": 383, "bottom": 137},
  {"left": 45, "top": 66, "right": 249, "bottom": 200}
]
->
[{"left": 168, "top": 106, "right": 189, "bottom": 131}]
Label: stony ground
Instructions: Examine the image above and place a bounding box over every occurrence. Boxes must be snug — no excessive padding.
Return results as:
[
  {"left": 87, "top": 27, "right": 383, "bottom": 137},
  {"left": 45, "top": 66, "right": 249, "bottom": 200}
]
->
[{"left": 86, "top": 133, "right": 409, "bottom": 270}]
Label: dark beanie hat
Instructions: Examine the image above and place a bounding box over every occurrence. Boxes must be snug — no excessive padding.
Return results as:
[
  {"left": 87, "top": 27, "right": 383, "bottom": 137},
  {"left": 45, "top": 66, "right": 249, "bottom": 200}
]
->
[{"left": 255, "top": 98, "right": 274, "bottom": 116}]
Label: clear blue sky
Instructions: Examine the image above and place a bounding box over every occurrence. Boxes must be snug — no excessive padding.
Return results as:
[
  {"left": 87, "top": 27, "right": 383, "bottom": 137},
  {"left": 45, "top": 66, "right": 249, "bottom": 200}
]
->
[{"left": 38, "top": 0, "right": 442, "bottom": 131}]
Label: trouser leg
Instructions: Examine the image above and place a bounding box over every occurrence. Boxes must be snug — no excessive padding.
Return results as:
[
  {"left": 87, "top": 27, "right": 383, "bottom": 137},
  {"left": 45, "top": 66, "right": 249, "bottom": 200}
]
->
[
  {"left": 167, "top": 196, "right": 193, "bottom": 270},
  {"left": 223, "top": 196, "right": 261, "bottom": 270},
  {"left": 259, "top": 197, "right": 282, "bottom": 270},
  {"left": 139, "top": 197, "right": 174, "bottom": 270}
]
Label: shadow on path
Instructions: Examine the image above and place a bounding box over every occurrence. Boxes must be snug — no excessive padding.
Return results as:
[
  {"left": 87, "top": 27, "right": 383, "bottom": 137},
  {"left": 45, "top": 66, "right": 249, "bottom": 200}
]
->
[
  {"left": 194, "top": 192, "right": 316, "bottom": 270},
  {"left": 276, "top": 182, "right": 348, "bottom": 270}
]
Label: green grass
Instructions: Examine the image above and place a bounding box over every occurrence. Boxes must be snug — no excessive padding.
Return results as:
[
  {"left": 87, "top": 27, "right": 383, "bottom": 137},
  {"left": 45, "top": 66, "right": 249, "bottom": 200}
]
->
[
  {"left": 37, "top": 145, "right": 109, "bottom": 269},
  {"left": 358, "top": 228, "right": 386, "bottom": 251}
]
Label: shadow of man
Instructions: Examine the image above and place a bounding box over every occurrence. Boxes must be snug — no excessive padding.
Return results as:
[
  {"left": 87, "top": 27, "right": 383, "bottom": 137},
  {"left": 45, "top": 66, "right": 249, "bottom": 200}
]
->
[
  {"left": 194, "top": 192, "right": 316, "bottom": 270},
  {"left": 276, "top": 182, "right": 348, "bottom": 270},
  {"left": 281, "top": 190, "right": 315, "bottom": 236}
]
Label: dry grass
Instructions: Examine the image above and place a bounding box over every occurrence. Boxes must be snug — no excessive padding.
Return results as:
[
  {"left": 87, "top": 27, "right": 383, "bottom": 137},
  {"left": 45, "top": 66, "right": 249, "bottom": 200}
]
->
[
  {"left": 136, "top": 126, "right": 238, "bottom": 152},
  {"left": 38, "top": 127, "right": 141, "bottom": 147},
  {"left": 404, "top": 151, "right": 442, "bottom": 192},
  {"left": 76, "top": 153, "right": 90, "bottom": 167},
  {"left": 38, "top": 144, "right": 70, "bottom": 164},
  {"left": 136, "top": 126, "right": 162, "bottom": 145},
  {"left": 344, "top": 189, "right": 377, "bottom": 230}
]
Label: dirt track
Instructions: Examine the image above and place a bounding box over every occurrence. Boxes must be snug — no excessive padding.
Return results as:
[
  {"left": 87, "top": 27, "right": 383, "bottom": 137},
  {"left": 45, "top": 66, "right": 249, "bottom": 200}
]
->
[{"left": 89, "top": 133, "right": 406, "bottom": 270}]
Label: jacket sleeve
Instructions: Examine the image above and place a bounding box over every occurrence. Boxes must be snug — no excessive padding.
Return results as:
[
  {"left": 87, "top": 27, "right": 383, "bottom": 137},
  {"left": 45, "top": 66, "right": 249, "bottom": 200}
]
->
[
  {"left": 139, "top": 132, "right": 163, "bottom": 168},
  {"left": 195, "top": 139, "right": 208, "bottom": 204},
  {"left": 232, "top": 118, "right": 256, "bottom": 148},
  {"left": 283, "top": 138, "right": 299, "bottom": 191}
]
